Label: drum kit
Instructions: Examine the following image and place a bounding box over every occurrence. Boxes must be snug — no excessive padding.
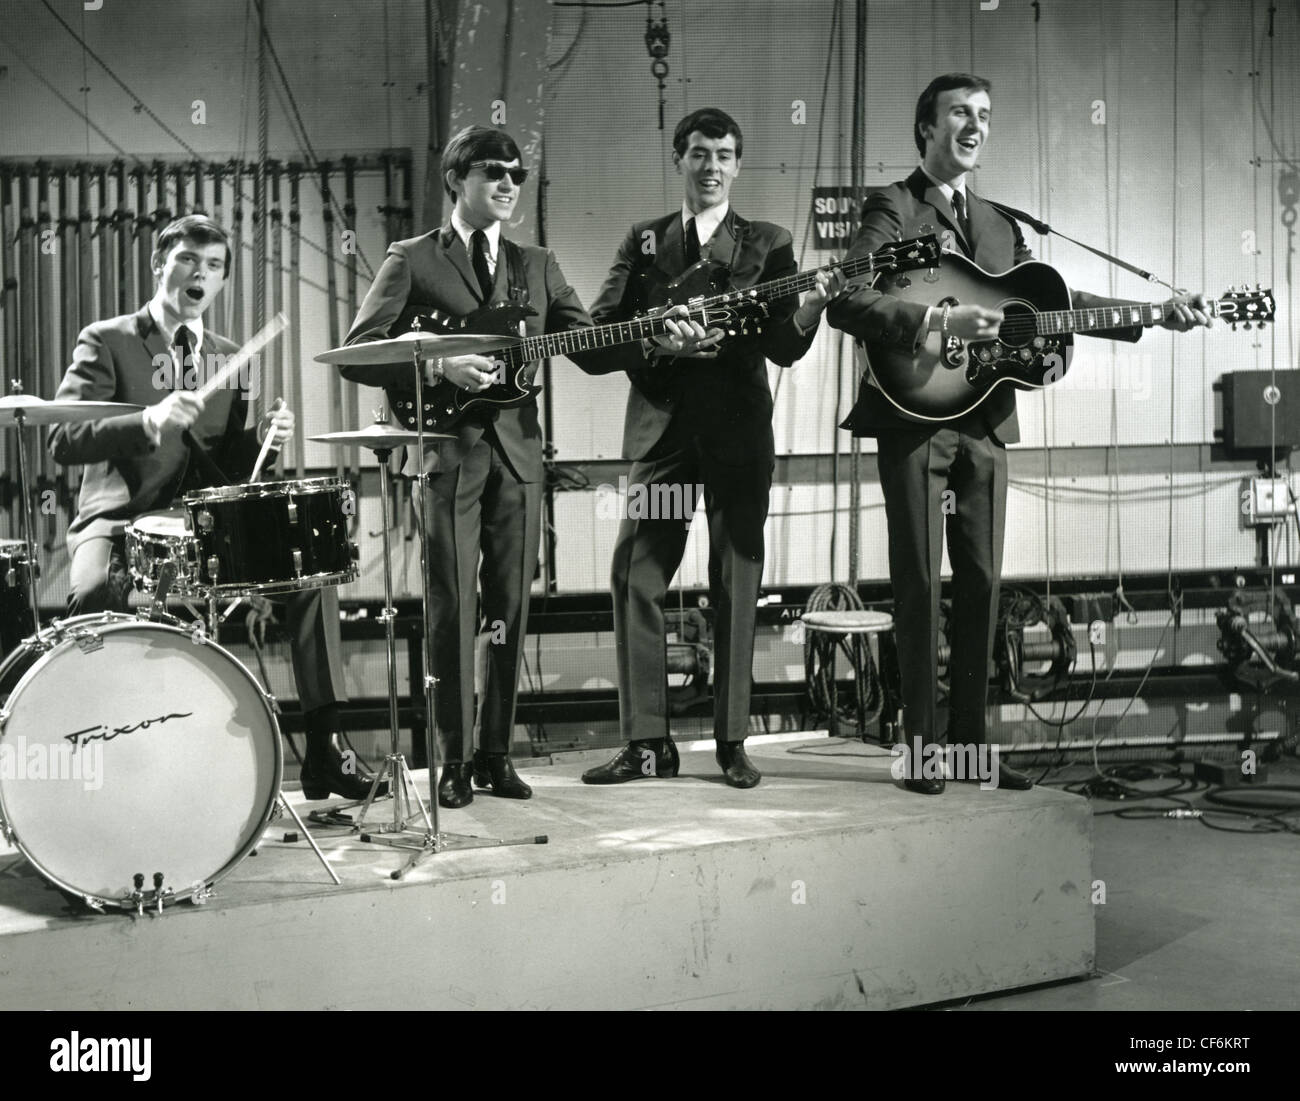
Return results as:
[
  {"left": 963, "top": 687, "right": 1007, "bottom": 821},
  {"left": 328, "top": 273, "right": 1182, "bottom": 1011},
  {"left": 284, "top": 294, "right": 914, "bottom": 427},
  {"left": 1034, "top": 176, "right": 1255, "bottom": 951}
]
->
[{"left": 0, "top": 323, "right": 541, "bottom": 915}]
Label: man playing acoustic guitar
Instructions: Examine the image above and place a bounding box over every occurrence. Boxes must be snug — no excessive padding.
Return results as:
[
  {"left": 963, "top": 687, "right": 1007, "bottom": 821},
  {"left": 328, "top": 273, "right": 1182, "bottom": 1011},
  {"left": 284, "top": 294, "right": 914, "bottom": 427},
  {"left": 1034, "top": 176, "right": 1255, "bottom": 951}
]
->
[{"left": 827, "top": 73, "right": 1211, "bottom": 794}]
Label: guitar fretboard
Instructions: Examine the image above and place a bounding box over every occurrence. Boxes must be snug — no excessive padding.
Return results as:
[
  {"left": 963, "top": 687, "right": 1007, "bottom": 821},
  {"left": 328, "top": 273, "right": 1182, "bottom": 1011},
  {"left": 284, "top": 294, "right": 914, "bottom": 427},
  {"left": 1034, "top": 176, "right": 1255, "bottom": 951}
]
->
[
  {"left": 1036, "top": 302, "right": 1170, "bottom": 335},
  {"left": 506, "top": 314, "right": 680, "bottom": 365},
  {"left": 699, "top": 243, "right": 930, "bottom": 307},
  {"left": 1036, "top": 296, "right": 1251, "bottom": 336}
]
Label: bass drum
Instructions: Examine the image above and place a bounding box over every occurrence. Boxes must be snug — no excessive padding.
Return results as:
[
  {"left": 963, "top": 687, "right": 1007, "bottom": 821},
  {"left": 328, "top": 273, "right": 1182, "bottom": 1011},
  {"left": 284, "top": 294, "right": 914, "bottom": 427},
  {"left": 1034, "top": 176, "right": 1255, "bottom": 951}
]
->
[{"left": 0, "top": 613, "right": 281, "bottom": 911}]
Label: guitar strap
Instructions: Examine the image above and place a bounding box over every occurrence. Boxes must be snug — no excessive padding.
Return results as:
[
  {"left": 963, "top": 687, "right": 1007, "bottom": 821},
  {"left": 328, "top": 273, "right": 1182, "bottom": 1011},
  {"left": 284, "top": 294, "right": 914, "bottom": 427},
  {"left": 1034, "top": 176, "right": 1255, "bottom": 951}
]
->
[
  {"left": 501, "top": 237, "right": 530, "bottom": 306},
  {"left": 981, "top": 196, "right": 1182, "bottom": 293}
]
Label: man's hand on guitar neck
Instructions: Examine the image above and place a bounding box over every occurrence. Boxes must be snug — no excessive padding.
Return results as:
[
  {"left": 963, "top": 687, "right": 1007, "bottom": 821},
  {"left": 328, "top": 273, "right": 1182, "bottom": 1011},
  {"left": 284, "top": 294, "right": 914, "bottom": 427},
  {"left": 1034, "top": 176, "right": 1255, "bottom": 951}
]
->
[
  {"left": 1158, "top": 292, "right": 1213, "bottom": 332},
  {"left": 794, "top": 266, "right": 848, "bottom": 332}
]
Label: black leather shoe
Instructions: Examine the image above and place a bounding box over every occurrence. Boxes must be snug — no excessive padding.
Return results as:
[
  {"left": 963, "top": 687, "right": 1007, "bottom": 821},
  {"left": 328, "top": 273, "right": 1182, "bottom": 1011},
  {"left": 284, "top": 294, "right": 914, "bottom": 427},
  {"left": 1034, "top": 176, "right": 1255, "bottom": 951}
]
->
[
  {"left": 581, "top": 735, "right": 679, "bottom": 784},
  {"left": 438, "top": 762, "right": 474, "bottom": 808},
  {"left": 473, "top": 751, "right": 533, "bottom": 799},
  {"left": 902, "top": 777, "right": 946, "bottom": 795},
  {"left": 956, "top": 762, "right": 1034, "bottom": 790},
  {"left": 300, "top": 733, "right": 390, "bottom": 801},
  {"left": 715, "top": 740, "right": 761, "bottom": 788}
]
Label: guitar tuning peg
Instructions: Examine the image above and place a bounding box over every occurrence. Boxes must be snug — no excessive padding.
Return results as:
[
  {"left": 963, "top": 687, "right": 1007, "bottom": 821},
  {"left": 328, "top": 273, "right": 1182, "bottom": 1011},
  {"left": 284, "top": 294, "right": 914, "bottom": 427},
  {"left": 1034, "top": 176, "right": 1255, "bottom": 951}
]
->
[{"left": 1243, "top": 322, "right": 1252, "bottom": 330}]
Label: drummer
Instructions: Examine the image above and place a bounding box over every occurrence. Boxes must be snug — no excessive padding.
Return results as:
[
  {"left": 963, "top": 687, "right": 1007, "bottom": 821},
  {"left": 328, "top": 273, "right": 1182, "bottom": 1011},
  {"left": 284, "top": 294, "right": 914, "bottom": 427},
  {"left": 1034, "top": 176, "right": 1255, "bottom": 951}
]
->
[{"left": 47, "top": 214, "right": 385, "bottom": 803}]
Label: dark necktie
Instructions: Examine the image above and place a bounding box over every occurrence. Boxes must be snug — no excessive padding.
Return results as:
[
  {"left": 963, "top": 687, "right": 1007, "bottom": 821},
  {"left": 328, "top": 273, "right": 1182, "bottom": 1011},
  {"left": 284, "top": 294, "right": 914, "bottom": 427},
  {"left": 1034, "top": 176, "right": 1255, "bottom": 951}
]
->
[
  {"left": 173, "top": 325, "right": 194, "bottom": 389},
  {"left": 683, "top": 217, "right": 701, "bottom": 266},
  {"left": 470, "top": 229, "right": 494, "bottom": 300},
  {"left": 951, "top": 190, "right": 971, "bottom": 242}
]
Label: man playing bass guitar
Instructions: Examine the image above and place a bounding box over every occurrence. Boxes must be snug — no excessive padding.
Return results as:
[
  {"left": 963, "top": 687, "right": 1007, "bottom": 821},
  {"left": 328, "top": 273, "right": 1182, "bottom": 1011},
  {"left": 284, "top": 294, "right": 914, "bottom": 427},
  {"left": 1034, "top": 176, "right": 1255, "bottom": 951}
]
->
[
  {"left": 827, "top": 73, "right": 1211, "bottom": 795},
  {"left": 579, "top": 107, "right": 845, "bottom": 790}
]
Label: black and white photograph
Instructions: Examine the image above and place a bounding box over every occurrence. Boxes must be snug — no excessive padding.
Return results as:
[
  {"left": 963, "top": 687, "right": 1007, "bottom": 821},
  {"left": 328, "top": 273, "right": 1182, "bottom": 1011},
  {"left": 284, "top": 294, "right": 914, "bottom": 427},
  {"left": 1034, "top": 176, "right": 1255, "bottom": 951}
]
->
[{"left": 0, "top": 0, "right": 1295, "bottom": 1056}]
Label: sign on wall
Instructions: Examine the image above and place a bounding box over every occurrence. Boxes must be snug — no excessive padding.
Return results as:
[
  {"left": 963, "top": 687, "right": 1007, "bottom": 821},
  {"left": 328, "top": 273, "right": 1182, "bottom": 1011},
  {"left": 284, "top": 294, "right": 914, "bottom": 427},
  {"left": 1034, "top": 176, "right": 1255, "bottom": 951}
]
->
[{"left": 811, "top": 186, "right": 890, "bottom": 249}]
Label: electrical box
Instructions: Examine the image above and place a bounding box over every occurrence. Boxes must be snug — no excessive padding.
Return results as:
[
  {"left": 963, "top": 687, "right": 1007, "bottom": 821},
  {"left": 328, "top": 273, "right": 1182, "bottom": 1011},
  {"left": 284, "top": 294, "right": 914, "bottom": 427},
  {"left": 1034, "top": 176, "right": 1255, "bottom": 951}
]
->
[{"left": 1247, "top": 476, "right": 1294, "bottom": 526}]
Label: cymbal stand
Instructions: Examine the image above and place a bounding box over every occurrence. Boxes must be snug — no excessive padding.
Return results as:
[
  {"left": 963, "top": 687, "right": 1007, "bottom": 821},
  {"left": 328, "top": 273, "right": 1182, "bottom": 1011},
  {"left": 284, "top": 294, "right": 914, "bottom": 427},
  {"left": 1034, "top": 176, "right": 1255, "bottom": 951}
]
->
[
  {"left": 351, "top": 435, "right": 435, "bottom": 841},
  {"left": 8, "top": 391, "right": 44, "bottom": 646},
  {"left": 361, "top": 354, "right": 546, "bottom": 879}
]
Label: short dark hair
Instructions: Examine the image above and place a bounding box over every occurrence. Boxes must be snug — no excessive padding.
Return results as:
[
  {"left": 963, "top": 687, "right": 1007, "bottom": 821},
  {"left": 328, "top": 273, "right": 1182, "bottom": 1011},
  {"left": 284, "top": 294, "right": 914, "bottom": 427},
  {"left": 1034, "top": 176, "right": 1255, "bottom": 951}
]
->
[
  {"left": 914, "top": 73, "right": 992, "bottom": 155},
  {"left": 672, "top": 107, "right": 744, "bottom": 160},
  {"left": 441, "top": 124, "right": 523, "bottom": 199},
  {"left": 153, "top": 214, "right": 231, "bottom": 277}
]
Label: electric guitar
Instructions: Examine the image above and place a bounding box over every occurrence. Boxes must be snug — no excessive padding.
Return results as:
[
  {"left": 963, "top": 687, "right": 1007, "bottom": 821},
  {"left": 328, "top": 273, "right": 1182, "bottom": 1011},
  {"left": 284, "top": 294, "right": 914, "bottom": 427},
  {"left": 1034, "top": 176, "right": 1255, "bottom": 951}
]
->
[
  {"left": 387, "top": 235, "right": 942, "bottom": 433},
  {"left": 861, "top": 251, "right": 1276, "bottom": 422}
]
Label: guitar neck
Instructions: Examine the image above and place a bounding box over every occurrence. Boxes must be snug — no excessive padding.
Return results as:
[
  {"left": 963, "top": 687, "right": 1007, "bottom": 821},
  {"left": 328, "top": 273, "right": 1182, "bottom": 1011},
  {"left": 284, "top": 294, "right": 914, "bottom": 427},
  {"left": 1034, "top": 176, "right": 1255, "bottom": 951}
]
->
[
  {"left": 700, "top": 247, "right": 901, "bottom": 307},
  {"left": 510, "top": 313, "right": 683, "bottom": 364},
  {"left": 1038, "top": 296, "right": 1238, "bottom": 336}
]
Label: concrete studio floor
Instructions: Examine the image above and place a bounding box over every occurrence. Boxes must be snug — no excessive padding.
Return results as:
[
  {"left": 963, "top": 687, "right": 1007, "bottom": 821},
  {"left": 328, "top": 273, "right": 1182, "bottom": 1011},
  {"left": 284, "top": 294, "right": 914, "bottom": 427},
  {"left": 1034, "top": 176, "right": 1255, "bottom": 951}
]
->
[{"left": 956, "top": 756, "right": 1300, "bottom": 1012}]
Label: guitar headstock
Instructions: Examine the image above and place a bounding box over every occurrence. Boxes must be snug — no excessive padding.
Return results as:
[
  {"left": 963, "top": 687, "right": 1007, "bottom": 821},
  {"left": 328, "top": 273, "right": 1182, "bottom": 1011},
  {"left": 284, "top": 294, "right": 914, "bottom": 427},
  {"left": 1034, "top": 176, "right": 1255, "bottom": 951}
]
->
[
  {"left": 1216, "top": 286, "right": 1276, "bottom": 330},
  {"left": 874, "top": 234, "right": 942, "bottom": 274}
]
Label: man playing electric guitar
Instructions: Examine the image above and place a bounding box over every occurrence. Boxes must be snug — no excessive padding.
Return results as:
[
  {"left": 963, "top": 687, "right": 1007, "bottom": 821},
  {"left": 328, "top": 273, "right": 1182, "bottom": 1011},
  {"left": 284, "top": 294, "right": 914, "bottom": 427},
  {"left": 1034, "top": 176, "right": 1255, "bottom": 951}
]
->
[
  {"left": 826, "top": 73, "right": 1211, "bottom": 795},
  {"left": 343, "top": 125, "right": 710, "bottom": 809},
  {"left": 578, "top": 107, "right": 845, "bottom": 790}
]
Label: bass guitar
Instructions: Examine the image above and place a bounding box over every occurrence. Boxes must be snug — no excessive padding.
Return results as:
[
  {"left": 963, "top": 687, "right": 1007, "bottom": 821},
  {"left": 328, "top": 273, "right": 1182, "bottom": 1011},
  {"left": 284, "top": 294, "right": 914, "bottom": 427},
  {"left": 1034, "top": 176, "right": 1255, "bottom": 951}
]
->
[
  {"left": 862, "top": 251, "right": 1275, "bottom": 422},
  {"left": 388, "top": 235, "right": 942, "bottom": 433}
]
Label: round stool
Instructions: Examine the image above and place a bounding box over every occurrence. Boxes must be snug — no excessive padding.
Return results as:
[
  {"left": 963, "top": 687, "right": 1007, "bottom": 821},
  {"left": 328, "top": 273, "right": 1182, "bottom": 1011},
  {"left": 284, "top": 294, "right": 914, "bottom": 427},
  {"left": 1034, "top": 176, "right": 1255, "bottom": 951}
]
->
[{"left": 800, "top": 609, "right": 895, "bottom": 741}]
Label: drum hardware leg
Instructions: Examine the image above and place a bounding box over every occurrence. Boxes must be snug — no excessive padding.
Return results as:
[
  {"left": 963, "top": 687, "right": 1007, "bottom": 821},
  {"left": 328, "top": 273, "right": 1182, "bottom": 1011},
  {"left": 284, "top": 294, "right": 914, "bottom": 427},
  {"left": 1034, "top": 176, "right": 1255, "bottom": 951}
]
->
[
  {"left": 352, "top": 440, "right": 438, "bottom": 842},
  {"left": 8, "top": 399, "right": 44, "bottom": 641},
  {"left": 148, "top": 561, "right": 178, "bottom": 621},
  {"left": 191, "top": 884, "right": 213, "bottom": 906},
  {"left": 274, "top": 794, "right": 342, "bottom": 885}
]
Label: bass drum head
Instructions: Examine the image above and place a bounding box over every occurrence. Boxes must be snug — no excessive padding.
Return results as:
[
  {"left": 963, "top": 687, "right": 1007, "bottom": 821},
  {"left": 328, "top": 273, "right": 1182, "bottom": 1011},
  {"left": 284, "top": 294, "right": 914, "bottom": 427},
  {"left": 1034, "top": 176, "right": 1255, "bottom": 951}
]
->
[{"left": 0, "top": 615, "right": 281, "bottom": 907}]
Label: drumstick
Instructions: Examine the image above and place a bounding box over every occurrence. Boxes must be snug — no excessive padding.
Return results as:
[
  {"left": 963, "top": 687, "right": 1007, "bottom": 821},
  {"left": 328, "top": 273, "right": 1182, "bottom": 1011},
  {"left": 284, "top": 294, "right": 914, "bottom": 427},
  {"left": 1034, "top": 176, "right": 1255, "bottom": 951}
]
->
[
  {"left": 196, "top": 311, "right": 289, "bottom": 403},
  {"left": 250, "top": 397, "right": 284, "bottom": 483}
]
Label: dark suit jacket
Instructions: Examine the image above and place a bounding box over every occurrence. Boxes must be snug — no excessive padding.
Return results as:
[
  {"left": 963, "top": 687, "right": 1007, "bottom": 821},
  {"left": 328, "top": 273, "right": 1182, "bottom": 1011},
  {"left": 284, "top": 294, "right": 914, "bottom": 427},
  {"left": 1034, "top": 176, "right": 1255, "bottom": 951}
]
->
[
  {"left": 343, "top": 225, "right": 621, "bottom": 483},
  {"left": 827, "top": 168, "right": 1142, "bottom": 444},
  {"left": 585, "top": 207, "right": 817, "bottom": 465},
  {"left": 48, "top": 307, "right": 257, "bottom": 553}
]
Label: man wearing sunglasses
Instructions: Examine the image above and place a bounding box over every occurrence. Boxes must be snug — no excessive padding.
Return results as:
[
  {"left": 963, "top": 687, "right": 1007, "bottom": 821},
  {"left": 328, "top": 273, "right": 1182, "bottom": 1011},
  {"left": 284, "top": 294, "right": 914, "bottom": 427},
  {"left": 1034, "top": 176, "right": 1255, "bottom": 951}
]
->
[
  {"left": 343, "top": 125, "right": 706, "bottom": 808},
  {"left": 578, "top": 107, "right": 844, "bottom": 790}
]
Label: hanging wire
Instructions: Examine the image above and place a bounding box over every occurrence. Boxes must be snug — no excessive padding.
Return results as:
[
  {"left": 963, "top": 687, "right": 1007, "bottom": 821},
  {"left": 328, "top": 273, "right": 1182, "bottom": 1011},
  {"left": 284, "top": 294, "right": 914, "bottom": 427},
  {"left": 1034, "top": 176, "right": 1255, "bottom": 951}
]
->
[{"left": 1164, "top": 0, "right": 1182, "bottom": 622}]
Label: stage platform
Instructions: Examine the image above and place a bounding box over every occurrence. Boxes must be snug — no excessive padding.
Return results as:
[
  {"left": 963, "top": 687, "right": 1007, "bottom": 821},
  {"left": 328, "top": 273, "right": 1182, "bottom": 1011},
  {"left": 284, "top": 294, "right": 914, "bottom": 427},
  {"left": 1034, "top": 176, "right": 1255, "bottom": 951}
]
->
[{"left": 0, "top": 737, "right": 1094, "bottom": 1010}]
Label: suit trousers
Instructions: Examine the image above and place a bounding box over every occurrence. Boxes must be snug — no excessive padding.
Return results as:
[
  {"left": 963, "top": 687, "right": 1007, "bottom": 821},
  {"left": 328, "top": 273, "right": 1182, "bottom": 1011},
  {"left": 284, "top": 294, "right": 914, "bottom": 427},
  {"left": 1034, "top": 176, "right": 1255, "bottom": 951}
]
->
[
  {"left": 611, "top": 415, "right": 771, "bottom": 744},
  {"left": 875, "top": 423, "right": 1007, "bottom": 748},
  {"left": 66, "top": 534, "right": 347, "bottom": 714},
  {"left": 421, "top": 432, "right": 542, "bottom": 762}
]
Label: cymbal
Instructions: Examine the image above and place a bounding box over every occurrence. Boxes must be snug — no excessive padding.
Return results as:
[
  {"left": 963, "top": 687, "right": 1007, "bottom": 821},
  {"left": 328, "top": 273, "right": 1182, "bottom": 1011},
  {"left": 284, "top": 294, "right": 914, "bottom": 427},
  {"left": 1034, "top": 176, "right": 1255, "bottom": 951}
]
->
[
  {"left": 0, "top": 394, "right": 143, "bottom": 427},
  {"left": 314, "top": 331, "right": 521, "bottom": 367},
  {"left": 310, "top": 424, "right": 452, "bottom": 450}
]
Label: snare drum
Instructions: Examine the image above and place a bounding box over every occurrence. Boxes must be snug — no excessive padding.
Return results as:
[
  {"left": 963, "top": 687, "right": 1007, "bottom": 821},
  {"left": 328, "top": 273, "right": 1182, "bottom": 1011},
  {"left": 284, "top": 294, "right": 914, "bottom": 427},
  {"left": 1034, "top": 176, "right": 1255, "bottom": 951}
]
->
[
  {"left": 124, "top": 510, "right": 201, "bottom": 596},
  {"left": 0, "top": 539, "right": 35, "bottom": 658},
  {"left": 0, "top": 613, "right": 281, "bottom": 911},
  {"left": 184, "top": 478, "right": 358, "bottom": 596}
]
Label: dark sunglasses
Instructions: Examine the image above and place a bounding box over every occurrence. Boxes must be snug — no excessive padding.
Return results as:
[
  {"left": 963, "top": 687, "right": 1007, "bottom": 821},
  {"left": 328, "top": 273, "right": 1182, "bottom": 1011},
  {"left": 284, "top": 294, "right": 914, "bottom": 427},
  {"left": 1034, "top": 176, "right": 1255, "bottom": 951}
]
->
[{"left": 470, "top": 161, "right": 528, "bottom": 186}]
